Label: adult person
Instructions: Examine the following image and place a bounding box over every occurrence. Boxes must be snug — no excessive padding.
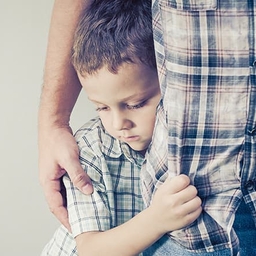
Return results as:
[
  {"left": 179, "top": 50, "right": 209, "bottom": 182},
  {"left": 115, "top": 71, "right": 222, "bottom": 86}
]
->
[
  {"left": 39, "top": 0, "right": 256, "bottom": 255},
  {"left": 142, "top": 1, "right": 256, "bottom": 255}
]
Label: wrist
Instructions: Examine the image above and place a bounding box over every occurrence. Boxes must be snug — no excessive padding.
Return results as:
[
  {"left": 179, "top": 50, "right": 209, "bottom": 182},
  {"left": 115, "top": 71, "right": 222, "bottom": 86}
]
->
[
  {"left": 38, "top": 99, "right": 72, "bottom": 130},
  {"left": 144, "top": 206, "right": 167, "bottom": 237}
]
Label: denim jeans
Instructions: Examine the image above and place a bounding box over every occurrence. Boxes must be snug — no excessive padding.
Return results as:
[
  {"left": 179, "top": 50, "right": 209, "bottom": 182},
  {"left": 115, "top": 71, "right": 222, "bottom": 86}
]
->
[
  {"left": 144, "top": 200, "right": 256, "bottom": 256},
  {"left": 233, "top": 199, "right": 256, "bottom": 256},
  {"left": 143, "top": 236, "right": 232, "bottom": 256}
]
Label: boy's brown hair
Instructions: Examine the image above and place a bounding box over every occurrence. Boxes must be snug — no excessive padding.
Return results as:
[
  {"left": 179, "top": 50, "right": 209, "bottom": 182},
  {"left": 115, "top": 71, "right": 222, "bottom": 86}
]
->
[{"left": 72, "top": 0, "right": 156, "bottom": 76}]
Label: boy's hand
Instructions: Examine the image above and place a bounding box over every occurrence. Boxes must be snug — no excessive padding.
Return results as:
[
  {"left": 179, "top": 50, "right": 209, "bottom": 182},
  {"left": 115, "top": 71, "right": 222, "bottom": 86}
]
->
[
  {"left": 39, "top": 126, "right": 93, "bottom": 230},
  {"left": 150, "top": 174, "right": 202, "bottom": 233}
]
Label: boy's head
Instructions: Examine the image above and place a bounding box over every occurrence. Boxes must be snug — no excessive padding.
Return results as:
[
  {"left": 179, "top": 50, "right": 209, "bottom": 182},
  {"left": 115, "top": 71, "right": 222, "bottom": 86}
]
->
[
  {"left": 72, "top": 0, "right": 160, "bottom": 155},
  {"left": 72, "top": 0, "right": 156, "bottom": 75}
]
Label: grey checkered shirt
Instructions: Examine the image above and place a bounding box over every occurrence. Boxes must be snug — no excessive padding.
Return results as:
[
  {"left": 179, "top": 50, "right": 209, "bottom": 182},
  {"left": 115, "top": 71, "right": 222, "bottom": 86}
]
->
[{"left": 42, "top": 118, "right": 144, "bottom": 255}]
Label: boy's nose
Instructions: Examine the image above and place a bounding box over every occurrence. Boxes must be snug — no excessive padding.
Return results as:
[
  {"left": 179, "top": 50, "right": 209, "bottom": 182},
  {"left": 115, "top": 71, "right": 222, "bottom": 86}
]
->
[{"left": 112, "top": 111, "right": 132, "bottom": 131}]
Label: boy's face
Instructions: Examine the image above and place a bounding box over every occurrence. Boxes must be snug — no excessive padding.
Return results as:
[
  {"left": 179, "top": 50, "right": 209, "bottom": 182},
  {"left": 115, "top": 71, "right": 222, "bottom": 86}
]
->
[{"left": 78, "top": 63, "right": 160, "bottom": 155}]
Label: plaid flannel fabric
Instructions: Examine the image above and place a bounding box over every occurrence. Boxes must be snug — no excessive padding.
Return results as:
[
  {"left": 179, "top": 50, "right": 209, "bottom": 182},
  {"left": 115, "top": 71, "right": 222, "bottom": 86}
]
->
[
  {"left": 42, "top": 118, "right": 144, "bottom": 255},
  {"left": 141, "top": 0, "right": 256, "bottom": 254}
]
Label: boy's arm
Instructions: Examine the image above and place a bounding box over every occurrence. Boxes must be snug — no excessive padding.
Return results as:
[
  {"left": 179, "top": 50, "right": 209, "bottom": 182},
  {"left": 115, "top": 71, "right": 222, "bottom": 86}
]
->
[
  {"left": 75, "top": 175, "right": 202, "bottom": 256},
  {"left": 38, "top": 0, "right": 93, "bottom": 230}
]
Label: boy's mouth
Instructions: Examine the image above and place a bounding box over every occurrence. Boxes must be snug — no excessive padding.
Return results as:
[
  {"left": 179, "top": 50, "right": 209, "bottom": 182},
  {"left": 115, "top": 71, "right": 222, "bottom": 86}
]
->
[{"left": 121, "top": 135, "right": 140, "bottom": 142}]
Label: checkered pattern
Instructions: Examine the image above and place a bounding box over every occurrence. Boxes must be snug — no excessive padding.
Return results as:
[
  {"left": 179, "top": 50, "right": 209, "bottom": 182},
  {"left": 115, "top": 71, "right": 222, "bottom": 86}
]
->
[
  {"left": 42, "top": 118, "right": 144, "bottom": 255},
  {"left": 141, "top": 0, "right": 256, "bottom": 254}
]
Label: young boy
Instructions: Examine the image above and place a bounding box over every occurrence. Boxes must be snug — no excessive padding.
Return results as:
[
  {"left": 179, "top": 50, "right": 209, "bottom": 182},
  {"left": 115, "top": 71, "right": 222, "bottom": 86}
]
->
[{"left": 41, "top": 0, "right": 202, "bottom": 255}]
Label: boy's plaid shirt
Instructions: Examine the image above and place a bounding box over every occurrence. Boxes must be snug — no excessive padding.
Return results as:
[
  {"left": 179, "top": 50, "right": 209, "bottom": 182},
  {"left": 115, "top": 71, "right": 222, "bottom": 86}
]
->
[
  {"left": 42, "top": 118, "right": 144, "bottom": 255},
  {"left": 141, "top": 0, "right": 256, "bottom": 254}
]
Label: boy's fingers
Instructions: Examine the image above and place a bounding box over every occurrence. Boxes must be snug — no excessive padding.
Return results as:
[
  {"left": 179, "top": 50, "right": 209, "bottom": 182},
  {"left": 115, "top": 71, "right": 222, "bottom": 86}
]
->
[
  {"left": 162, "top": 174, "right": 191, "bottom": 194},
  {"left": 185, "top": 205, "right": 202, "bottom": 225},
  {"left": 183, "top": 194, "right": 202, "bottom": 213},
  {"left": 176, "top": 184, "right": 199, "bottom": 202}
]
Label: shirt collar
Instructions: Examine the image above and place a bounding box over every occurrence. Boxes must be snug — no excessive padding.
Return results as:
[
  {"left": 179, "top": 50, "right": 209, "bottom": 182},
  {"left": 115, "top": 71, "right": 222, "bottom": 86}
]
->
[{"left": 100, "top": 129, "right": 145, "bottom": 167}]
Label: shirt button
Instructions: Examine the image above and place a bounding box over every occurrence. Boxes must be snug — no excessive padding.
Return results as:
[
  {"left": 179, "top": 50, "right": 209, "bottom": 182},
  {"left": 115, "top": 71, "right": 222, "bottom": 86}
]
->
[{"left": 245, "top": 180, "right": 255, "bottom": 192}]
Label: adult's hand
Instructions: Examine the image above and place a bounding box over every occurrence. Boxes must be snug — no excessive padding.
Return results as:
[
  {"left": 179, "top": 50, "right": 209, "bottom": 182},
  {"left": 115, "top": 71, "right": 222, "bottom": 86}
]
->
[{"left": 39, "top": 126, "right": 93, "bottom": 230}]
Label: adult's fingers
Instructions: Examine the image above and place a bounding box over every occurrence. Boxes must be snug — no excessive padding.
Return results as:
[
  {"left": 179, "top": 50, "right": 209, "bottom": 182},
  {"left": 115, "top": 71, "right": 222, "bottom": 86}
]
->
[
  {"left": 45, "top": 179, "right": 71, "bottom": 231},
  {"left": 49, "top": 195, "right": 71, "bottom": 232},
  {"left": 64, "top": 160, "right": 93, "bottom": 194}
]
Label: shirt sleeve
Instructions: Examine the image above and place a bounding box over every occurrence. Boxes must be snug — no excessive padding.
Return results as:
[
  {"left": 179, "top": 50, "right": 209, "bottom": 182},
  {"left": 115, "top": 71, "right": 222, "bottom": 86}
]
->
[
  {"left": 63, "top": 140, "right": 113, "bottom": 238},
  {"left": 64, "top": 175, "right": 111, "bottom": 237}
]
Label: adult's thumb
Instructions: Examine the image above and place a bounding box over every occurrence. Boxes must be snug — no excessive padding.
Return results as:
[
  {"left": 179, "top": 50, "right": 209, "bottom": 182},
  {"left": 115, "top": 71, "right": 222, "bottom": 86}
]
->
[{"left": 67, "top": 162, "right": 94, "bottom": 194}]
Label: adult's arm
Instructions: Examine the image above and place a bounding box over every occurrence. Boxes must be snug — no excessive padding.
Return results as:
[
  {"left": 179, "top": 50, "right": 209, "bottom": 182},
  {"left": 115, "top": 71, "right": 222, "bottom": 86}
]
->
[{"left": 38, "top": 0, "right": 93, "bottom": 230}]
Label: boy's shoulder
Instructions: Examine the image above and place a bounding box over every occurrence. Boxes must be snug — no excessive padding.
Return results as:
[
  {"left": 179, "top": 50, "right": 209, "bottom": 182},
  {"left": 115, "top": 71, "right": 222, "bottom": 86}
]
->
[
  {"left": 75, "top": 117, "right": 104, "bottom": 139},
  {"left": 75, "top": 117, "right": 122, "bottom": 158}
]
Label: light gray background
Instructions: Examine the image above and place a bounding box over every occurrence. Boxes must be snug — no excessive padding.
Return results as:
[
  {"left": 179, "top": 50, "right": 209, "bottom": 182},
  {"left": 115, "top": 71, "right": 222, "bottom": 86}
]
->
[{"left": 0, "top": 1, "right": 96, "bottom": 255}]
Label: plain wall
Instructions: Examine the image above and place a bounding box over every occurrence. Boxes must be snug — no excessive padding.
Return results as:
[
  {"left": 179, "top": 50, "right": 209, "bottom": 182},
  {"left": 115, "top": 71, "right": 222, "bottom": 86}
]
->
[{"left": 0, "top": 1, "right": 96, "bottom": 255}]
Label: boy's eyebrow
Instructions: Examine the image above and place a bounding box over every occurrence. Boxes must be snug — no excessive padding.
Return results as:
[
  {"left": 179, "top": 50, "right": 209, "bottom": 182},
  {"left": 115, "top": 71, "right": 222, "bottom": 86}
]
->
[
  {"left": 123, "top": 92, "right": 148, "bottom": 101},
  {"left": 88, "top": 92, "right": 149, "bottom": 104},
  {"left": 87, "top": 97, "right": 103, "bottom": 104},
  {"left": 121, "top": 88, "right": 159, "bottom": 102}
]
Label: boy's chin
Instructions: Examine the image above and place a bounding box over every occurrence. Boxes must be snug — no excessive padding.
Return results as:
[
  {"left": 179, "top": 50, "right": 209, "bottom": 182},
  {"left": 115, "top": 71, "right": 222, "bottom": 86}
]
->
[{"left": 130, "top": 146, "right": 148, "bottom": 156}]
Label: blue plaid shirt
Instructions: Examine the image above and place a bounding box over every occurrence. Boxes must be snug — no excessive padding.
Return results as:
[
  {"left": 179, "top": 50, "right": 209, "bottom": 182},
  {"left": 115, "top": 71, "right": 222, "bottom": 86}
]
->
[
  {"left": 141, "top": 0, "right": 256, "bottom": 254},
  {"left": 42, "top": 118, "right": 144, "bottom": 256}
]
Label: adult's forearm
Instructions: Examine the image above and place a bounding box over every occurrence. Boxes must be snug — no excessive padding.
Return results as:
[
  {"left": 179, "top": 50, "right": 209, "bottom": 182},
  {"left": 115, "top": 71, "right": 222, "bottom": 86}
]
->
[
  {"left": 39, "top": 0, "right": 92, "bottom": 129},
  {"left": 38, "top": 0, "right": 94, "bottom": 230}
]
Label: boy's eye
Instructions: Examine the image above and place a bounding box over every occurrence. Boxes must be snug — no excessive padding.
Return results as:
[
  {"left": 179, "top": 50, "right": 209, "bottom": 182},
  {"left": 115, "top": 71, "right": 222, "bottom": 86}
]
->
[
  {"left": 96, "top": 106, "right": 109, "bottom": 112},
  {"left": 126, "top": 101, "right": 147, "bottom": 110}
]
